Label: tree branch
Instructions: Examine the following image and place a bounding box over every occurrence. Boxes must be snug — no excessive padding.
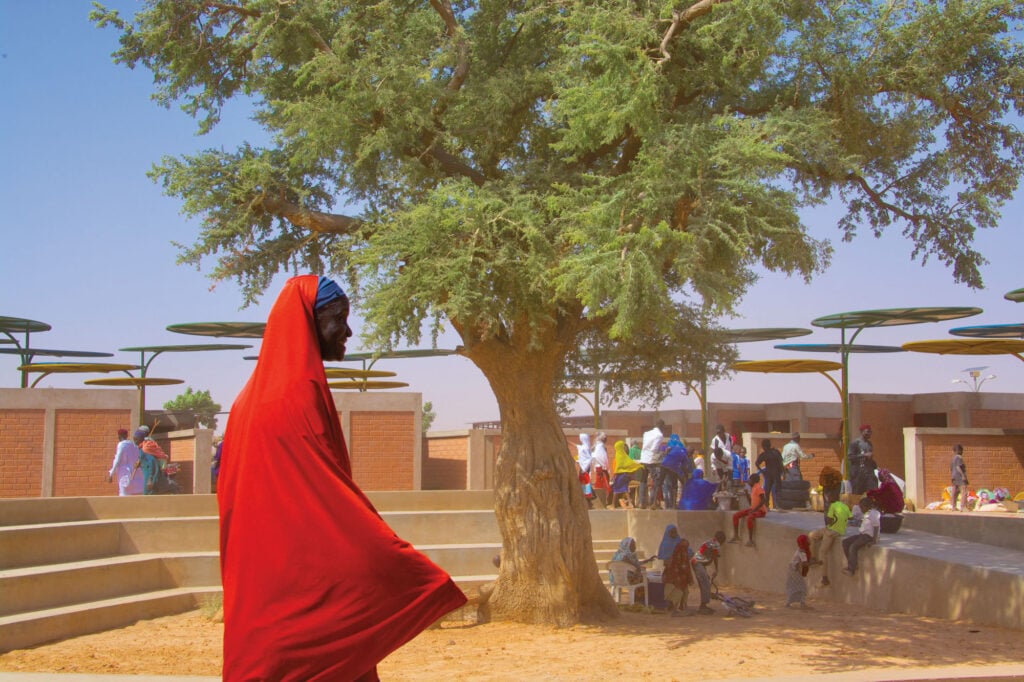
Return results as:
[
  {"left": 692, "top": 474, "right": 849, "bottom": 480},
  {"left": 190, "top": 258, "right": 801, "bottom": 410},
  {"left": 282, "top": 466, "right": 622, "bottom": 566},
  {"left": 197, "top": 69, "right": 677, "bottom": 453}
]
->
[
  {"left": 429, "top": 0, "right": 470, "bottom": 93},
  {"left": 254, "top": 193, "right": 362, "bottom": 235},
  {"left": 847, "top": 172, "right": 920, "bottom": 224},
  {"left": 656, "top": 0, "right": 733, "bottom": 64}
]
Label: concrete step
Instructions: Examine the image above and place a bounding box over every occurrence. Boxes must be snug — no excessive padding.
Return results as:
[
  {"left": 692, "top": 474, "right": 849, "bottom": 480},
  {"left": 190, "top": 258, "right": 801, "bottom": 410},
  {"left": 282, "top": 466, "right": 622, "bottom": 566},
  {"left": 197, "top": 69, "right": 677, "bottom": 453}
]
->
[
  {"left": 0, "top": 586, "right": 220, "bottom": 652},
  {"left": 0, "top": 552, "right": 219, "bottom": 617},
  {"left": 382, "top": 510, "right": 500, "bottom": 545},
  {"left": 0, "top": 490, "right": 497, "bottom": 528},
  {"left": 0, "top": 517, "right": 221, "bottom": 570},
  {"left": 0, "top": 520, "right": 123, "bottom": 570}
]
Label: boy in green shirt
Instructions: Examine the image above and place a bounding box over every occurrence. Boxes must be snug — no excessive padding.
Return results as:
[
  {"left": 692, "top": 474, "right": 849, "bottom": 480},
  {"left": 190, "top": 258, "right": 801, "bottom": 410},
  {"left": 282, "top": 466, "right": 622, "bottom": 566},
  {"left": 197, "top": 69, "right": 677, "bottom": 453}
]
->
[{"left": 807, "top": 498, "right": 852, "bottom": 586}]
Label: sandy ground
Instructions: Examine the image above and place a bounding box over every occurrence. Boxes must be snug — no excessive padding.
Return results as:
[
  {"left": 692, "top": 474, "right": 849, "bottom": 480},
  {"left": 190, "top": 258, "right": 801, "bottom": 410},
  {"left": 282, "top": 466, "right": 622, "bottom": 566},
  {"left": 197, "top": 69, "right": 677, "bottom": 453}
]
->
[{"left": 2, "top": 587, "right": 1023, "bottom": 681}]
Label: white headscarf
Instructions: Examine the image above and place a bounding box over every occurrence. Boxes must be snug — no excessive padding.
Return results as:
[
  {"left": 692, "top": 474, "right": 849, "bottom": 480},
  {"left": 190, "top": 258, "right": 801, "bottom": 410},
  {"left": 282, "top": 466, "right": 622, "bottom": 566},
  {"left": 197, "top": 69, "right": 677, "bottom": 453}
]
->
[
  {"left": 576, "top": 433, "right": 593, "bottom": 472},
  {"left": 591, "top": 432, "right": 609, "bottom": 469}
]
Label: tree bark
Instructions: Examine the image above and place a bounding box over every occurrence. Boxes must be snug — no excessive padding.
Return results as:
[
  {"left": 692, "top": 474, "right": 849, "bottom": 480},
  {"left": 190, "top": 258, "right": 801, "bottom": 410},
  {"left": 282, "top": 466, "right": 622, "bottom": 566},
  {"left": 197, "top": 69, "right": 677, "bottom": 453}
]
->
[{"left": 466, "top": 323, "right": 618, "bottom": 625}]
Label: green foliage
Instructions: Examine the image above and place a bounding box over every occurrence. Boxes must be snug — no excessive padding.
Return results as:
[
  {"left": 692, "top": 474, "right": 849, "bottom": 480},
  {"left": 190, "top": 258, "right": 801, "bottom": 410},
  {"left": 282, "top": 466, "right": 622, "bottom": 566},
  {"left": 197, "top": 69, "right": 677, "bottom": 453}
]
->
[
  {"left": 163, "top": 387, "right": 222, "bottom": 429},
  {"left": 422, "top": 401, "right": 436, "bottom": 433},
  {"left": 94, "top": 0, "right": 1024, "bottom": 397}
]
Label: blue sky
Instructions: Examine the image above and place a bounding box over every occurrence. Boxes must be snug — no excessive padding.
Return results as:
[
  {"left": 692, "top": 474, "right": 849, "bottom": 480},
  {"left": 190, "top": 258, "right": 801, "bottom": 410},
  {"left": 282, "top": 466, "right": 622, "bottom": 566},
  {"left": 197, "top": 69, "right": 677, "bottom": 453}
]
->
[{"left": 1, "top": 1, "right": 1022, "bottom": 432}]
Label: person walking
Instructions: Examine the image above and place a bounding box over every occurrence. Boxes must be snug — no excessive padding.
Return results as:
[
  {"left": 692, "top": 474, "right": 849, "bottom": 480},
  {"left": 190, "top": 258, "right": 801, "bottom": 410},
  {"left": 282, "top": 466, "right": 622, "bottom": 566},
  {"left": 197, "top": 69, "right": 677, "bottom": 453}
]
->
[
  {"left": 108, "top": 428, "right": 144, "bottom": 496},
  {"left": 218, "top": 275, "right": 465, "bottom": 680},
  {"left": 950, "top": 444, "right": 969, "bottom": 512}
]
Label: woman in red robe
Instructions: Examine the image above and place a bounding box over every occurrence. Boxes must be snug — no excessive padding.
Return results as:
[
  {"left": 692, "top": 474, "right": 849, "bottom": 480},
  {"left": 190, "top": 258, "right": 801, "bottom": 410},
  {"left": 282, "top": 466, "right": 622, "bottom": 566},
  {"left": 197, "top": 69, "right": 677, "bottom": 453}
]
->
[{"left": 218, "top": 275, "right": 466, "bottom": 681}]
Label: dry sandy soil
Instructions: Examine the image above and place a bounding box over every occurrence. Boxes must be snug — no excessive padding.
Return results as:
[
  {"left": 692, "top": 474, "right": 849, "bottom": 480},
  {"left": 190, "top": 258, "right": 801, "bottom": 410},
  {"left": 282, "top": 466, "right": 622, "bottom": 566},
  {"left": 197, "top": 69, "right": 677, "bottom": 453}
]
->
[{"left": 2, "top": 586, "right": 1022, "bottom": 681}]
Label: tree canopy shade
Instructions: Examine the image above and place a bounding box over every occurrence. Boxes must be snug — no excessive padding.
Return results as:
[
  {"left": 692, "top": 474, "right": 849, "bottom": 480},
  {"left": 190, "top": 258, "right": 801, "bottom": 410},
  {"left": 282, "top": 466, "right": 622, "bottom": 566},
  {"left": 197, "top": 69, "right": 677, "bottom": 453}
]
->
[{"left": 94, "top": 0, "right": 1024, "bottom": 625}]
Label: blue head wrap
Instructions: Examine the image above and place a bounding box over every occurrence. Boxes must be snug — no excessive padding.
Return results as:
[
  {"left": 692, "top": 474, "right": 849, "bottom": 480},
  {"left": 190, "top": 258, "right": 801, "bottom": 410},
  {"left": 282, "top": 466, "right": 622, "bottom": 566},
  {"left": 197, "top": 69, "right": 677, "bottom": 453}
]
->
[{"left": 315, "top": 276, "right": 346, "bottom": 310}]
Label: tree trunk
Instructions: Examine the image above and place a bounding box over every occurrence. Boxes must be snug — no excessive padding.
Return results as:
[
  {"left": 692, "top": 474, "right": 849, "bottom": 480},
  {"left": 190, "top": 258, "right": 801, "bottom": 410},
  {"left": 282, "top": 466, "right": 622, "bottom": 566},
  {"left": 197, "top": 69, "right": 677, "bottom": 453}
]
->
[{"left": 467, "top": 326, "right": 618, "bottom": 625}]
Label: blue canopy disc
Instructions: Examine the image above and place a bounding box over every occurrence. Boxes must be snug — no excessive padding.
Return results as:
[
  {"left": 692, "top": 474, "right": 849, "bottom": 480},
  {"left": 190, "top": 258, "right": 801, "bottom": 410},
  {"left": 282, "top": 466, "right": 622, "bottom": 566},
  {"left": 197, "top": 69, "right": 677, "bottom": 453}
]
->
[
  {"left": 949, "top": 323, "right": 1024, "bottom": 339},
  {"left": 774, "top": 343, "right": 904, "bottom": 354}
]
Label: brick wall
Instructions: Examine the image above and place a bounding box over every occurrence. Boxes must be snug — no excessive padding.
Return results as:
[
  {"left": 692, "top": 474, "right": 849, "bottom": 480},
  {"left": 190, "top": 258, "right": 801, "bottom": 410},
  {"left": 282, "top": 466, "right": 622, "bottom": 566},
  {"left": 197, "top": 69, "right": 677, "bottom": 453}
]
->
[
  {"left": 807, "top": 417, "right": 841, "bottom": 436},
  {"left": 163, "top": 434, "right": 197, "bottom": 494},
  {"left": 349, "top": 411, "right": 415, "bottom": 490},
  {"left": 920, "top": 434, "right": 1024, "bottom": 504},
  {"left": 53, "top": 409, "right": 131, "bottom": 497},
  {"left": 969, "top": 410, "right": 1024, "bottom": 429},
  {"left": 745, "top": 433, "right": 843, "bottom": 487},
  {"left": 0, "top": 409, "right": 45, "bottom": 497},
  {"left": 422, "top": 435, "right": 468, "bottom": 490},
  {"left": 856, "top": 399, "right": 915, "bottom": 478}
]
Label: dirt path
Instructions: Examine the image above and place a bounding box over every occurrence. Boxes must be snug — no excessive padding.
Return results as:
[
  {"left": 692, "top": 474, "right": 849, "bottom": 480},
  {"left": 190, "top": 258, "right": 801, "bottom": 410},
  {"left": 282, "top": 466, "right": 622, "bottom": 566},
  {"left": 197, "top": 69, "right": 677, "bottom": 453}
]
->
[{"left": 2, "top": 588, "right": 1021, "bottom": 680}]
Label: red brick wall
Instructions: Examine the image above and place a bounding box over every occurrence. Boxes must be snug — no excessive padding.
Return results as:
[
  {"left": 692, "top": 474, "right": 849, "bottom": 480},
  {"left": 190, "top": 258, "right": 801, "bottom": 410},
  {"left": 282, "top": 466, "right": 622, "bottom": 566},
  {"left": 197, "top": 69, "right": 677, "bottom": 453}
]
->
[
  {"left": 53, "top": 409, "right": 131, "bottom": 497},
  {"left": 0, "top": 409, "right": 45, "bottom": 498},
  {"left": 348, "top": 411, "right": 415, "bottom": 490},
  {"left": 164, "top": 435, "right": 196, "bottom": 494},
  {"left": 792, "top": 437, "right": 844, "bottom": 487},
  {"left": 857, "top": 400, "right": 914, "bottom": 478},
  {"left": 920, "top": 434, "right": 1024, "bottom": 504},
  {"left": 970, "top": 410, "right": 1024, "bottom": 429},
  {"left": 807, "top": 417, "right": 841, "bottom": 436},
  {"left": 423, "top": 435, "right": 468, "bottom": 490}
]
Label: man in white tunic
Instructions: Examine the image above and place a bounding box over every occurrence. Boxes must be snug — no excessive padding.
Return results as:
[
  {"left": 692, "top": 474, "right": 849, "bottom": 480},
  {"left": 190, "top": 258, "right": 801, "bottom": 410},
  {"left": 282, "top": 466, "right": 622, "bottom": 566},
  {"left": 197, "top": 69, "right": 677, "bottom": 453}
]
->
[{"left": 108, "top": 428, "right": 144, "bottom": 496}]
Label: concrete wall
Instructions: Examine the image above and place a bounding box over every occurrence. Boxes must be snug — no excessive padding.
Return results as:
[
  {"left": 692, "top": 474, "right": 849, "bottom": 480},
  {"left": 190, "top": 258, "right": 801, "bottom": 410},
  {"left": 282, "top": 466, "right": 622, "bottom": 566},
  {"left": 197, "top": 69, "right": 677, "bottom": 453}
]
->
[
  {"left": 0, "top": 388, "right": 137, "bottom": 498},
  {"left": 624, "top": 509, "right": 1024, "bottom": 632}
]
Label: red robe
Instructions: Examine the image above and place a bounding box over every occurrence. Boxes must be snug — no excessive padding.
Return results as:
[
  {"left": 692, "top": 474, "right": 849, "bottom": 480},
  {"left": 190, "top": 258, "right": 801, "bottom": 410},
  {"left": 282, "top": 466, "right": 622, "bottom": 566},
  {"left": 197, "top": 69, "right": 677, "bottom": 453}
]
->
[{"left": 218, "top": 275, "right": 466, "bottom": 681}]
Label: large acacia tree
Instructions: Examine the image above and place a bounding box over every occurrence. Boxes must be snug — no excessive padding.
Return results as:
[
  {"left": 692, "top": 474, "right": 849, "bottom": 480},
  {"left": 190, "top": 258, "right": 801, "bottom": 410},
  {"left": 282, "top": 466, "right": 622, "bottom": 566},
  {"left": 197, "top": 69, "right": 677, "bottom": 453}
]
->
[{"left": 94, "top": 0, "right": 1024, "bottom": 624}]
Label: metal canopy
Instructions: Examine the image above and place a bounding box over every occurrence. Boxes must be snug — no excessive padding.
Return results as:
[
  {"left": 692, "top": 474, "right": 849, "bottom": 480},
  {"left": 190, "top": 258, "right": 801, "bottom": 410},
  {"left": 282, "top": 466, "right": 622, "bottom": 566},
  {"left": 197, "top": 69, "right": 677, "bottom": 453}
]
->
[
  {"left": 17, "top": 362, "right": 138, "bottom": 373},
  {"left": 662, "top": 327, "right": 814, "bottom": 444},
  {"left": 733, "top": 359, "right": 843, "bottom": 373},
  {"left": 0, "top": 316, "right": 51, "bottom": 334},
  {"left": 949, "top": 323, "right": 1024, "bottom": 339},
  {"left": 342, "top": 349, "right": 461, "bottom": 361},
  {"left": 166, "top": 322, "right": 266, "bottom": 338},
  {"left": 774, "top": 343, "right": 905, "bottom": 354},
  {"left": 85, "top": 377, "right": 185, "bottom": 387},
  {"left": 812, "top": 306, "right": 983, "bottom": 329},
  {"left": 1005, "top": 288, "right": 1024, "bottom": 303},
  {"left": 16, "top": 362, "right": 140, "bottom": 388},
  {"left": 720, "top": 327, "right": 813, "bottom": 343},
  {"left": 793, "top": 306, "right": 981, "bottom": 469},
  {"left": 327, "top": 380, "right": 410, "bottom": 390},
  {"left": 324, "top": 368, "right": 397, "bottom": 379},
  {"left": 114, "top": 343, "right": 251, "bottom": 415},
  {"left": 0, "top": 348, "right": 112, "bottom": 358},
  {"left": 732, "top": 359, "right": 844, "bottom": 404},
  {"left": 121, "top": 343, "right": 253, "bottom": 354},
  {"left": 901, "top": 338, "right": 1024, "bottom": 359}
]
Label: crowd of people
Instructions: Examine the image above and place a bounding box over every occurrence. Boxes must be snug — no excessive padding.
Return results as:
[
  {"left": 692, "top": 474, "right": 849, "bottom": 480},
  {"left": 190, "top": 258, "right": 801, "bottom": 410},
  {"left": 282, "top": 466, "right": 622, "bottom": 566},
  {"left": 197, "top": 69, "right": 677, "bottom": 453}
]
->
[
  {"left": 575, "top": 422, "right": 788, "bottom": 513},
  {"left": 595, "top": 420, "right": 932, "bottom": 615}
]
